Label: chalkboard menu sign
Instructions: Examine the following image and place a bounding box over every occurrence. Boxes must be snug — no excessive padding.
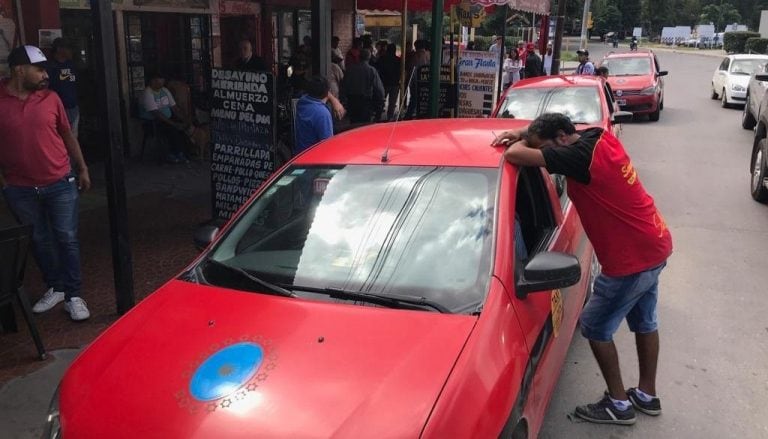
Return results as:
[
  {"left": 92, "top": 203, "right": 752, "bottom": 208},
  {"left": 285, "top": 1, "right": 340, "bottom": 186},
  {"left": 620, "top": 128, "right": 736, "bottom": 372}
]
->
[
  {"left": 416, "top": 65, "right": 456, "bottom": 118},
  {"left": 210, "top": 69, "right": 275, "bottom": 220}
]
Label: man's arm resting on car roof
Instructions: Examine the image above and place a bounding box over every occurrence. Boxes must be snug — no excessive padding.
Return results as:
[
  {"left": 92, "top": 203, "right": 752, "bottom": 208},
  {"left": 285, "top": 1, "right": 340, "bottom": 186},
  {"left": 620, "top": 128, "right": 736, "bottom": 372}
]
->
[{"left": 503, "top": 141, "right": 547, "bottom": 167}]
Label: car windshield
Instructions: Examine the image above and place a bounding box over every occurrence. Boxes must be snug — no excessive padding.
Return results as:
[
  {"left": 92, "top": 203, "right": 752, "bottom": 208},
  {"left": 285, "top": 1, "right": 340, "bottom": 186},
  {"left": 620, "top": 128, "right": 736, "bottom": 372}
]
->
[
  {"left": 497, "top": 86, "right": 602, "bottom": 124},
  {"left": 730, "top": 59, "right": 766, "bottom": 75},
  {"left": 601, "top": 57, "right": 651, "bottom": 76},
  {"left": 204, "top": 165, "right": 499, "bottom": 314}
]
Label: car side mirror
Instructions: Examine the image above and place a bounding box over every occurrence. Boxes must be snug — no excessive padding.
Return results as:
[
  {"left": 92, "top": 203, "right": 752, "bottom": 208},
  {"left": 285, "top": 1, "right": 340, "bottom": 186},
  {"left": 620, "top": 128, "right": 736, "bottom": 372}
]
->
[
  {"left": 657, "top": 71, "right": 668, "bottom": 77},
  {"left": 194, "top": 225, "right": 220, "bottom": 251},
  {"left": 756, "top": 73, "right": 768, "bottom": 82},
  {"left": 515, "top": 251, "right": 582, "bottom": 299},
  {"left": 612, "top": 110, "right": 633, "bottom": 124}
]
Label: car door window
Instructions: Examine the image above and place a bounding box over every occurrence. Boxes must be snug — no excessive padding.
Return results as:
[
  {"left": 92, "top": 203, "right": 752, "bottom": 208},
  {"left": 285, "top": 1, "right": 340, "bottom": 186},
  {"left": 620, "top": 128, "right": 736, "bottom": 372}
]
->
[
  {"left": 603, "top": 83, "right": 616, "bottom": 114},
  {"left": 514, "top": 167, "right": 556, "bottom": 265},
  {"left": 720, "top": 58, "right": 730, "bottom": 71}
]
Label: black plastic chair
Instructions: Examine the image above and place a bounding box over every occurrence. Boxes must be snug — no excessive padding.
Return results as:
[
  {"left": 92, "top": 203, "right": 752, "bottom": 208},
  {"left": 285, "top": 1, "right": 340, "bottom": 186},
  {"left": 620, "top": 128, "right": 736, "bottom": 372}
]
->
[{"left": 0, "top": 224, "right": 46, "bottom": 360}]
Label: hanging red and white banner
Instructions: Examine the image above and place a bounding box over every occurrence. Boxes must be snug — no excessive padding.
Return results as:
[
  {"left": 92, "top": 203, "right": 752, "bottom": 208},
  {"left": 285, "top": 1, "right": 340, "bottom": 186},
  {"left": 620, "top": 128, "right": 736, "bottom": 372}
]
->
[{"left": 471, "top": 0, "right": 550, "bottom": 15}]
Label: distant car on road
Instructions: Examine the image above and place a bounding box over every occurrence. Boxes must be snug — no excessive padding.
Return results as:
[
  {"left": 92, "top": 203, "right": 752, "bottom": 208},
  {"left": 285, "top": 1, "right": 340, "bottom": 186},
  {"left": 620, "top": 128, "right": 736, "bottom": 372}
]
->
[
  {"left": 598, "top": 50, "right": 668, "bottom": 121},
  {"left": 47, "top": 119, "right": 597, "bottom": 439},
  {"left": 493, "top": 75, "right": 633, "bottom": 136},
  {"left": 711, "top": 54, "right": 768, "bottom": 108},
  {"left": 748, "top": 70, "right": 768, "bottom": 202}
]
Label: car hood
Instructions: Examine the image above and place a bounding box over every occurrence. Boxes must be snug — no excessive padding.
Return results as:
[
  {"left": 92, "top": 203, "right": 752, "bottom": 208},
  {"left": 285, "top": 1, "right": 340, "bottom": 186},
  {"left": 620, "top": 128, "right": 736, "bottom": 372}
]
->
[
  {"left": 607, "top": 75, "right": 653, "bottom": 90},
  {"left": 60, "top": 281, "right": 476, "bottom": 438}
]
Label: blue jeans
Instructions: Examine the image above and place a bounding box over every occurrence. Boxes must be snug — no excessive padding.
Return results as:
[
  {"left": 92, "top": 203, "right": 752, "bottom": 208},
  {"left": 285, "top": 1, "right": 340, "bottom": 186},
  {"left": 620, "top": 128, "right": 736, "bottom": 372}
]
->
[
  {"left": 2, "top": 174, "right": 82, "bottom": 299},
  {"left": 580, "top": 262, "right": 666, "bottom": 342}
]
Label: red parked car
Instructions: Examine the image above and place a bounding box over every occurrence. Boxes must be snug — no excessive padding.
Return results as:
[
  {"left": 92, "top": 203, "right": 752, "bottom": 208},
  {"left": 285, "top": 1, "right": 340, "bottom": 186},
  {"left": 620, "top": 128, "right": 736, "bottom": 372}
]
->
[
  {"left": 598, "top": 50, "right": 668, "bottom": 121},
  {"left": 493, "top": 75, "right": 632, "bottom": 137},
  {"left": 46, "top": 119, "right": 597, "bottom": 439}
]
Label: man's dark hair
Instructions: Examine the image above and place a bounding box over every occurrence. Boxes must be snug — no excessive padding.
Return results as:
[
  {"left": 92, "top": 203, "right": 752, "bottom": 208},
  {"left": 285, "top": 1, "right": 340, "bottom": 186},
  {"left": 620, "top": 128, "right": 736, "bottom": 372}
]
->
[
  {"left": 360, "top": 48, "right": 371, "bottom": 62},
  {"left": 414, "top": 39, "right": 425, "bottom": 50},
  {"left": 306, "top": 75, "right": 329, "bottom": 99},
  {"left": 596, "top": 66, "right": 609, "bottom": 76},
  {"left": 527, "top": 113, "right": 576, "bottom": 140},
  {"left": 51, "top": 38, "right": 72, "bottom": 54}
]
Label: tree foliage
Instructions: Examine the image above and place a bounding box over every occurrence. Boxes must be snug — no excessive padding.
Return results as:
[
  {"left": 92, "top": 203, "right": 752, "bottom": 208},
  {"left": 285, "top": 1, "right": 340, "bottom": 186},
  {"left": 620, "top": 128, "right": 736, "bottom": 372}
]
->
[
  {"left": 701, "top": 2, "right": 742, "bottom": 31},
  {"left": 587, "top": 0, "right": 764, "bottom": 37}
]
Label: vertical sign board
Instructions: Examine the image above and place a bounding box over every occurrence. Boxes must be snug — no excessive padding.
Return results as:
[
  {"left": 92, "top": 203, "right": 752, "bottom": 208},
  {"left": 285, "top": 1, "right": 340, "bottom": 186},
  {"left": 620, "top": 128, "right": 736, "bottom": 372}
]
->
[
  {"left": 416, "top": 65, "right": 455, "bottom": 118},
  {"left": 457, "top": 50, "right": 499, "bottom": 118},
  {"left": 210, "top": 69, "right": 275, "bottom": 221}
]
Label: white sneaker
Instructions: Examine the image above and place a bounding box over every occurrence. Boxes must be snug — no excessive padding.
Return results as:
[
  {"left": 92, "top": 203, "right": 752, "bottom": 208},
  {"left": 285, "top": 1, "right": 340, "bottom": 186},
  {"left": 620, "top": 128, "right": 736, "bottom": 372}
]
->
[
  {"left": 32, "top": 288, "right": 66, "bottom": 313},
  {"left": 64, "top": 297, "right": 90, "bottom": 321}
]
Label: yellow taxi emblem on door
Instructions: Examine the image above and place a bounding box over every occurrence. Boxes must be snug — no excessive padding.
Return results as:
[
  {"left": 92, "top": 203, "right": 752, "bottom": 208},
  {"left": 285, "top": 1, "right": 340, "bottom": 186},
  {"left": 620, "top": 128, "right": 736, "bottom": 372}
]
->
[{"left": 551, "top": 289, "right": 563, "bottom": 338}]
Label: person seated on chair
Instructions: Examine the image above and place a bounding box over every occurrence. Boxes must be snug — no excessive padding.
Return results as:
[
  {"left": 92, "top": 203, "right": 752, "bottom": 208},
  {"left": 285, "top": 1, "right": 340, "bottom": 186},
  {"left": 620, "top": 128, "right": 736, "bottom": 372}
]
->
[
  {"left": 139, "top": 71, "right": 193, "bottom": 163},
  {"left": 294, "top": 75, "right": 333, "bottom": 156}
]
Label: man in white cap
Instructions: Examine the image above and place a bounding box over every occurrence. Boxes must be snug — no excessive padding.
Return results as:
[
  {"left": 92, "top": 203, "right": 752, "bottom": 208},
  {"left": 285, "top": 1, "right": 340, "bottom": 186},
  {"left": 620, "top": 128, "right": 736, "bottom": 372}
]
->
[
  {"left": 0, "top": 45, "right": 91, "bottom": 321},
  {"left": 488, "top": 35, "right": 502, "bottom": 56},
  {"left": 576, "top": 49, "right": 595, "bottom": 75}
]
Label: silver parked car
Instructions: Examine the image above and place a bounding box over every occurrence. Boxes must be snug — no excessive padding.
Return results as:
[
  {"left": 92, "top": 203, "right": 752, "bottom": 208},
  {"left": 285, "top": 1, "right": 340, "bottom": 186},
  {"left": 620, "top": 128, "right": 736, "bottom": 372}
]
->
[{"left": 742, "top": 62, "right": 768, "bottom": 129}]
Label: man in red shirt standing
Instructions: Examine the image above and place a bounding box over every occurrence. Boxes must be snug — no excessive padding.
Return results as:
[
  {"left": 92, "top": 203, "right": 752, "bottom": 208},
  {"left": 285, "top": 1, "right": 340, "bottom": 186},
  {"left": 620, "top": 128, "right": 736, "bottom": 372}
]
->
[
  {"left": 493, "top": 113, "right": 672, "bottom": 426},
  {"left": 0, "top": 45, "right": 91, "bottom": 321}
]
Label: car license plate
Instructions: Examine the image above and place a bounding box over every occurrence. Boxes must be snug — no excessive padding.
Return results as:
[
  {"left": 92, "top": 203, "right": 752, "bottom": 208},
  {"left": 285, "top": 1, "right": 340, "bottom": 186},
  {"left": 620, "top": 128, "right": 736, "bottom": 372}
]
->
[{"left": 616, "top": 99, "right": 627, "bottom": 106}]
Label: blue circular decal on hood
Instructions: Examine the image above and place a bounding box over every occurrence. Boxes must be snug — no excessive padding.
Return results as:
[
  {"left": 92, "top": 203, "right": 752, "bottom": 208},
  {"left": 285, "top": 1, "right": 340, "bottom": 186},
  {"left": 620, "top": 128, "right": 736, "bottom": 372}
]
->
[{"left": 190, "top": 342, "right": 264, "bottom": 401}]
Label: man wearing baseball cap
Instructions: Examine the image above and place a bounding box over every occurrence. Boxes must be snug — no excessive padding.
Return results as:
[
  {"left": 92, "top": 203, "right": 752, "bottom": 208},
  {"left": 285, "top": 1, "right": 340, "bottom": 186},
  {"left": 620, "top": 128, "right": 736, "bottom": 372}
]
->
[
  {"left": 576, "top": 49, "right": 595, "bottom": 75},
  {"left": 0, "top": 45, "right": 91, "bottom": 321}
]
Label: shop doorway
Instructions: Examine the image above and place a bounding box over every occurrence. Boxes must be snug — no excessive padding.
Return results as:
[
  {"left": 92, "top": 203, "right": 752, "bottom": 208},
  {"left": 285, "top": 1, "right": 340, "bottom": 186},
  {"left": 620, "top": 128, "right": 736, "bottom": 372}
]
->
[
  {"left": 124, "top": 12, "right": 212, "bottom": 113},
  {"left": 219, "top": 15, "right": 260, "bottom": 69}
]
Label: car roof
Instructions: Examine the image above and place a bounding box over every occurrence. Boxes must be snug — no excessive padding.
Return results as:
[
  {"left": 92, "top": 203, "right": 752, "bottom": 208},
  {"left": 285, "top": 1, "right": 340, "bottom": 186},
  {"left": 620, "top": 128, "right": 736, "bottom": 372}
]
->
[
  {"left": 294, "top": 119, "right": 532, "bottom": 168},
  {"left": 510, "top": 74, "right": 604, "bottom": 89},
  {"left": 727, "top": 54, "right": 768, "bottom": 60},
  {"left": 603, "top": 51, "right": 654, "bottom": 59}
]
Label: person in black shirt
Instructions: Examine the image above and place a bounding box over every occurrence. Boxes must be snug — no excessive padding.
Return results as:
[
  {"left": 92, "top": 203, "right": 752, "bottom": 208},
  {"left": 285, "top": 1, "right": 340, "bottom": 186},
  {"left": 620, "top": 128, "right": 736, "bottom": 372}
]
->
[
  {"left": 235, "top": 39, "right": 267, "bottom": 72},
  {"left": 524, "top": 43, "right": 543, "bottom": 79}
]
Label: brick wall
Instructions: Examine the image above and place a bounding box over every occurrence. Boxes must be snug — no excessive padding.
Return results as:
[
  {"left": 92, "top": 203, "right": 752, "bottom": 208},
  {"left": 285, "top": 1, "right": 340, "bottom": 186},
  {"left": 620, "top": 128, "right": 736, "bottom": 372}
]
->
[{"left": 333, "top": 10, "right": 355, "bottom": 54}]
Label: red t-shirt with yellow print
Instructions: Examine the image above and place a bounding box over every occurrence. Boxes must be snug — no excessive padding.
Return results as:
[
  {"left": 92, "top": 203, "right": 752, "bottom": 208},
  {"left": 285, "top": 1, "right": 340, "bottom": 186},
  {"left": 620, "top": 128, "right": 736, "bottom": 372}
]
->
[{"left": 541, "top": 127, "right": 672, "bottom": 277}]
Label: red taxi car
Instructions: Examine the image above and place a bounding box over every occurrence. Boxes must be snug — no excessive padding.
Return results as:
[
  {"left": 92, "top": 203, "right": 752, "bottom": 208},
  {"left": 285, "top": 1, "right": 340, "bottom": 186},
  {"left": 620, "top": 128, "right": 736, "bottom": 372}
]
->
[
  {"left": 48, "top": 119, "right": 597, "bottom": 439},
  {"left": 493, "top": 75, "right": 633, "bottom": 136},
  {"left": 598, "top": 50, "right": 668, "bottom": 121}
]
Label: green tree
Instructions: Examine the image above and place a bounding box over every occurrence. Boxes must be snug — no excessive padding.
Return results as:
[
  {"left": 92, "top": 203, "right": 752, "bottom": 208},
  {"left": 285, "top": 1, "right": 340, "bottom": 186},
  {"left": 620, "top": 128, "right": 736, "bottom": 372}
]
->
[
  {"left": 701, "top": 2, "right": 742, "bottom": 31},
  {"left": 621, "top": 0, "right": 643, "bottom": 29},
  {"left": 594, "top": 3, "right": 623, "bottom": 35}
]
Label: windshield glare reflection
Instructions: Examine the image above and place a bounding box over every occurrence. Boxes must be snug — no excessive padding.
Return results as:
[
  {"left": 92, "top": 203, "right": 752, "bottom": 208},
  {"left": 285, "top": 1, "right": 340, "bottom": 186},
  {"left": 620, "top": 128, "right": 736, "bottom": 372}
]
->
[
  {"left": 499, "top": 86, "right": 602, "bottom": 124},
  {"left": 208, "top": 165, "right": 499, "bottom": 314}
]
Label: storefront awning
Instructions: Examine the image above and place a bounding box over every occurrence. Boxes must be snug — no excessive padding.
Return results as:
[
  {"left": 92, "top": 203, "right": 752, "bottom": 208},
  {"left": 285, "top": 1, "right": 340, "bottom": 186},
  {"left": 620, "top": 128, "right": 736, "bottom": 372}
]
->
[
  {"left": 472, "top": 0, "right": 550, "bottom": 15},
  {"left": 356, "top": 0, "right": 460, "bottom": 11},
  {"left": 355, "top": 0, "right": 550, "bottom": 14}
]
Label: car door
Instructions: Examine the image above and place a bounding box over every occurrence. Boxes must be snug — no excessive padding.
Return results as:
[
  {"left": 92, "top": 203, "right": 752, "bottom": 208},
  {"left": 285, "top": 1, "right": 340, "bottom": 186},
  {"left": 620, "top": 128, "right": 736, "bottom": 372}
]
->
[
  {"left": 714, "top": 57, "right": 730, "bottom": 92},
  {"left": 750, "top": 63, "right": 768, "bottom": 113},
  {"left": 509, "top": 166, "right": 592, "bottom": 429}
]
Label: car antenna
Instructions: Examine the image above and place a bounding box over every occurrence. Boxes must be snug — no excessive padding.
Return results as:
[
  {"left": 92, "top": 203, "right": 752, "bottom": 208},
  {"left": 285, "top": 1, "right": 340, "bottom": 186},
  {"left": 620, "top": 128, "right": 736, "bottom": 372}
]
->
[{"left": 381, "top": 120, "right": 398, "bottom": 163}]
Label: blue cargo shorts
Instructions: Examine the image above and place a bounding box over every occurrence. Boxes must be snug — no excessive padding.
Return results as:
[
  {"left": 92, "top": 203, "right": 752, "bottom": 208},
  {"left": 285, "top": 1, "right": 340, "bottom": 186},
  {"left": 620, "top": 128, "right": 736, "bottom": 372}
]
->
[{"left": 580, "top": 262, "right": 667, "bottom": 342}]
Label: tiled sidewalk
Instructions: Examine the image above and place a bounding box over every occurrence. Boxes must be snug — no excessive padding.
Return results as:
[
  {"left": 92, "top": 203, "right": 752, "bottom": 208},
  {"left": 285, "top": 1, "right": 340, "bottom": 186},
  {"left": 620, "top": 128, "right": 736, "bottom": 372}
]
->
[{"left": 0, "top": 160, "right": 212, "bottom": 385}]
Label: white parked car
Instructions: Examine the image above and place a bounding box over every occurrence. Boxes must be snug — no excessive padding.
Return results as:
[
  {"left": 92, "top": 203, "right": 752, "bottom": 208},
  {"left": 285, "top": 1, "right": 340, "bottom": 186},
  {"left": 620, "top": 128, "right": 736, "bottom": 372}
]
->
[{"left": 712, "top": 54, "right": 768, "bottom": 108}]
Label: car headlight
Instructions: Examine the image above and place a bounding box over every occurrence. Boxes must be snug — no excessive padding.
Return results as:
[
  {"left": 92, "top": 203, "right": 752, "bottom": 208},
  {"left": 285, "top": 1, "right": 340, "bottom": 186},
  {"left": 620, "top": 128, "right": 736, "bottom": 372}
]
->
[
  {"left": 731, "top": 83, "right": 746, "bottom": 92},
  {"left": 41, "top": 384, "right": 61, "bottom": 439},
  {"left": 640, "top": 86, "right": 657, "bottom": 96}
]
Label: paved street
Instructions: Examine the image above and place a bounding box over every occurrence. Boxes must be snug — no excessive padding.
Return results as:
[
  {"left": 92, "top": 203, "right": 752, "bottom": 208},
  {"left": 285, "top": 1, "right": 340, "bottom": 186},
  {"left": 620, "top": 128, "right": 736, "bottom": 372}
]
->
[{"left": 540, "top": 43, "right": 768, "bottom": 438}]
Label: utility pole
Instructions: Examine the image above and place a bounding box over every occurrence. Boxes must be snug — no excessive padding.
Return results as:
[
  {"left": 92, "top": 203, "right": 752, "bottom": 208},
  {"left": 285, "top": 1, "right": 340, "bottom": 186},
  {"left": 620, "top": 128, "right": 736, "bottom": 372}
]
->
[
  {"left": 580, "top": 0, "right": 591, "bottom": 50},
  {"left": 551, "top": 0, "right": 567, "bottom": 74}
]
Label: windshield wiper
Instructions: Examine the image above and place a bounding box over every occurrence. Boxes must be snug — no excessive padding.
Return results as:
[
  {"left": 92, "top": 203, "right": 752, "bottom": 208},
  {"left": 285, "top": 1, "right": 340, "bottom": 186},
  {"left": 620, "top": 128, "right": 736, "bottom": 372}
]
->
[
  {"left": 204, "top": 259, "right": 295, "bottom": 297},
  {"left": 281, "top": 284, "right": 449, "bottom": 313}
]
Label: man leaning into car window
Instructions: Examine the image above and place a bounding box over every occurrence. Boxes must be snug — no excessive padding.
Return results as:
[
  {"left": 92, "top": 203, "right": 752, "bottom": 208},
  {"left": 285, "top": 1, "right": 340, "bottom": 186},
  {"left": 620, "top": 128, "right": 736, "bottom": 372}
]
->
[{"left": 492, "top": 113, "right": 673, "bottom": 426}]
